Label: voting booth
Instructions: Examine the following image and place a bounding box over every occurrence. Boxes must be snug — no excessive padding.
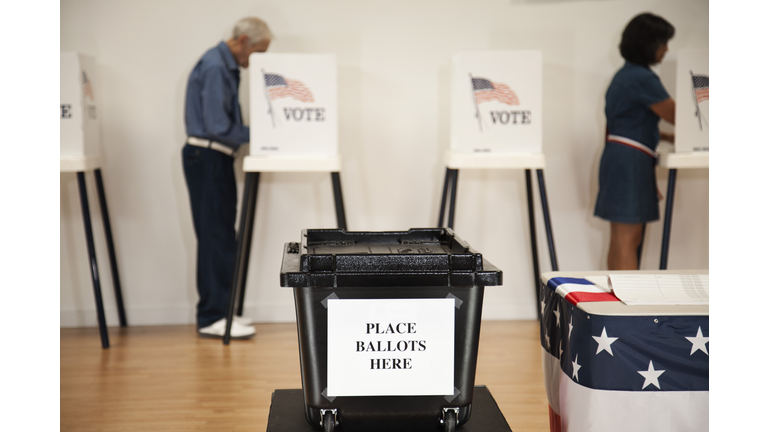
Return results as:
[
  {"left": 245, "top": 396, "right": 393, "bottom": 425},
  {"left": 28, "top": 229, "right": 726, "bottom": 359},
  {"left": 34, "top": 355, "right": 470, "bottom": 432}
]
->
[
  {"left": 656, "top": 49, "right": 709, "bottom": 268},
  {"left": 674, "top": 49, "right": 709, "bottom": 154},
  {"left": 61, "top": 52, "right": 127, "bottom": 348},
  {"left": 223, "top": 54, "right": 348, "bottom": 343},
  {"left": 61, "top": 52, "right": 102, "bottom": 170},
  {"left": 450, "top": 50, "right": 543, "bottom": 154},
  {"left": 279, "top": 228, "right": 504, "bottom": 432},
  {"left": 438, "top": 51, "right": 557, "bottom": 310},
  {"left": 248, "top": 54, "right": 338, "bottom": 158}
]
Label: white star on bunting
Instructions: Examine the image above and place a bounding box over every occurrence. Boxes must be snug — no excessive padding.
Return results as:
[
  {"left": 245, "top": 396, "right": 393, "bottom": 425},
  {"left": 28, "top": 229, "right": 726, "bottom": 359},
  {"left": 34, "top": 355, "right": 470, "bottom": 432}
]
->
[
  {"left": 572, "top": 354, "right": 582, "bottom": 382},
  {"left": 553, "top": 304, "right": 560, "bottom": 327},
  {"left": 569, "top": 316, "right": 573, "bottom": 339},
  {"left": 638, "top": 360, "right": 665, "bottom": 390},
  {"left": 545, "top": 333, "right": 550, "bottom": 349},
  {"left": 592, "top": 327, "right": 619, "bottom": 356},
  {"left": 685, "top": 326, "right": 709, "bottom": 355},
  {"left": 540, "top": 299, "right": 546, "bottom": 316}
]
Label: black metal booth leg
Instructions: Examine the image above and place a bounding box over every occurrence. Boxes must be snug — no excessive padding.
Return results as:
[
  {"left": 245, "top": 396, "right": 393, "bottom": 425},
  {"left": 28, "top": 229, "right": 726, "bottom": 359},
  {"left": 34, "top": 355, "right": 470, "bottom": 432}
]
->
[
  {"left": 525, "top": 169, "right": 542, "bottom": 310},
  {"left": 236, "top": 172, "right": 260, "bottom": 318},
  {"left": 77, "top": 172, "right": 110, "bottom": 349},
  {"left": 224, "top": 172, "right": 260, "bottom": 345},
  {"left": 536, "top": 170, "right": 559, "bottom": 271},
  {"left": 437, "top": 167, "right": 452, "bottom": 227},
  {"left": 93, "top": 169, "right": 127, "bottom": 327},
  {"left": 447, "top": 169, "right": 459, "bottom": 229},
  {"left": 660, "top": 168, "right": 678, "bottom": 270},
  {"left": 331, "top": 172, "right": 347, "bottom": 230}
]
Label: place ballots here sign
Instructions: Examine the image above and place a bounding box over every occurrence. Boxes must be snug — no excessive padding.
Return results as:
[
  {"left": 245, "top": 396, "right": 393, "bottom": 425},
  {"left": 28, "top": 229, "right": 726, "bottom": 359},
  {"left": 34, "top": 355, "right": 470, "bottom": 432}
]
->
[
  {"left": 61, "top": 52, "right": 101, "bottom": 159},
  {"left": 249, "top": 53, "right": 338, "bottom": 157},
  {"left": 326, "top": 298, "right": 455, "bottom": 397},
  {"left": 450, "top": 51, "right": 542, "bottom": 154},
  {"left": 674, "top": 49, "right": 709, "bottom": 153}
]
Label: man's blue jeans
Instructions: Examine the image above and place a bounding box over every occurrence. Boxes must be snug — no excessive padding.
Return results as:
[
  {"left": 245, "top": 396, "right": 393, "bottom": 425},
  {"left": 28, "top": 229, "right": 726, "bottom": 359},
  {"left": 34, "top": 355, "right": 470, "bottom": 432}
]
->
[{"left": 182, "top": 144, "right": 237, "bottom": 328}]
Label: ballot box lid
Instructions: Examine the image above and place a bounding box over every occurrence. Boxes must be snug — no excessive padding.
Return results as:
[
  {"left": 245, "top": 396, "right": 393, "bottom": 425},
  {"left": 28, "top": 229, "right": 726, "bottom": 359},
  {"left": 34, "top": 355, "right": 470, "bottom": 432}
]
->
[{"left": 280, "top": 228, "right": 502, "bottom": 288}]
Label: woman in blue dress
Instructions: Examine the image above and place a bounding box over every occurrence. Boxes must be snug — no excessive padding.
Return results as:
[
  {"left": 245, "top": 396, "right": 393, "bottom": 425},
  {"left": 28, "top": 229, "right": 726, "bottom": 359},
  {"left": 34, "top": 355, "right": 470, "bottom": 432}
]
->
[{"left": 595, "top": 13, "right": 676, "bottom": 270}]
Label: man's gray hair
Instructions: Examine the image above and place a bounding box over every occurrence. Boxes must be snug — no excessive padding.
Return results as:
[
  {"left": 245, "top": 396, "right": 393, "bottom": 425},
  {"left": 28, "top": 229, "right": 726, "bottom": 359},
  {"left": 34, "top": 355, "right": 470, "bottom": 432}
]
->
[{"left": 232, "top": 17, "right": 273, "bottom": 45}]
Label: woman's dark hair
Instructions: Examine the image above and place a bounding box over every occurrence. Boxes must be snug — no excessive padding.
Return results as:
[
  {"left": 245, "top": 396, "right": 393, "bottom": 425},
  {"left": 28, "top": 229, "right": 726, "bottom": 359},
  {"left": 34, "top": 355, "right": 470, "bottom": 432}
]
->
[{"left": 619, "top": 13, "right": 675, "bottom": 67}]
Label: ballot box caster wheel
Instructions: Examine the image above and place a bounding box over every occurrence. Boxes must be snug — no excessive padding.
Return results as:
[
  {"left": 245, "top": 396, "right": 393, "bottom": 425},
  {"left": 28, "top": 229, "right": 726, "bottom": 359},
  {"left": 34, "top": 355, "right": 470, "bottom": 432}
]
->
[
  {"left": 442, "top": 408, "right": 458, "bottom": 432},
  {"left": 322, "top": 414, "right": 334, "bottom": 432},
  {"left": 321, "top": 409, "right": 337, "bottom": 432}
]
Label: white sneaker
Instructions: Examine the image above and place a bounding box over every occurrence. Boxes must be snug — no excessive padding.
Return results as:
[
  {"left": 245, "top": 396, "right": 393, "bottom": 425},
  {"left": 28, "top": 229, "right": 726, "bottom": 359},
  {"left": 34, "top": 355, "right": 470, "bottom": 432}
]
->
[
  {"left": 198, "top": 318, "right": 256, "bottom": 339},
  {"left": 233, "top": 315, "right": 253, "bottom": 326}
]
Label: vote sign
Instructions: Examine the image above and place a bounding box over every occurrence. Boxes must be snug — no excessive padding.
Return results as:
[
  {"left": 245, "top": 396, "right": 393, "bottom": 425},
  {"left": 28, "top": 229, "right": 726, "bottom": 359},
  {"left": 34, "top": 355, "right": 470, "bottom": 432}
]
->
[
  {"left": 326, "top": 298, "right": 455, "bottom": 397},
  {"left": 249, "top": 53, "right": 338, "bottom": 157},
  {"left": 450, "top": 51, "right": 543, "bottom": 154}
]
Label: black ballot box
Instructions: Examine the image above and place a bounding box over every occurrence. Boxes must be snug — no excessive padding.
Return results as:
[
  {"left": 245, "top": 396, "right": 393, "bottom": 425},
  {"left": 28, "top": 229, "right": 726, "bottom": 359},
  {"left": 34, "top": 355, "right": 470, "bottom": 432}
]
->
[{"left": 280, "top": 229, "right": 503, "bottom": 432}]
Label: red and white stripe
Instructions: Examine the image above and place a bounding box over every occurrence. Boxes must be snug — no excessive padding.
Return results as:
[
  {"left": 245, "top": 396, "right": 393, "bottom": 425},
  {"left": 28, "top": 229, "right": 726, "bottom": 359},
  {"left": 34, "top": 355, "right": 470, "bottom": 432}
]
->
[
  {"left": 83, "top": 83, "right": 94, "bottom": 101},
  {"left": 552, "top": 280, "right": 620, "bottom": 306},
  {"left": 268, "top": 78, "right": 314, "bottom": 103},
  {"left": 607, "top": 134, "right": 656, "bottom": 158},
  {"left": 475, "top": 81, "right": 519, "bottom": 105},
  {"left": 695, "top": 88, "right": 708, "bottom": 103}
]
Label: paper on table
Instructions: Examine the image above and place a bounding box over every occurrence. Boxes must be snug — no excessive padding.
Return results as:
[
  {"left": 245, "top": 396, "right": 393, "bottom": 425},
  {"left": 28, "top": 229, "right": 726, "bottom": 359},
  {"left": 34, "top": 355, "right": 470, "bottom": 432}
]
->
[{"left": 608, "top": 274, "right": 709, "bottom": 305}]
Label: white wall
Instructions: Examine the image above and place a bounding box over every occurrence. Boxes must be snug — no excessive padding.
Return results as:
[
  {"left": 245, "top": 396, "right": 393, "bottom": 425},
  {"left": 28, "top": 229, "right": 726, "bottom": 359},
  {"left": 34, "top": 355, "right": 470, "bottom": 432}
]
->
[{"left": 60, "top": 0, "right": 709, "bottom": 327}]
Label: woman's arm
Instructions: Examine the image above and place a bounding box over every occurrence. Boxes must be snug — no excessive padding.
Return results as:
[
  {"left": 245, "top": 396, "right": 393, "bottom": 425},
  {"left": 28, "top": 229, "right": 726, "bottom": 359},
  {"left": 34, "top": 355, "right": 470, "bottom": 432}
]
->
[{"left": 650, "top": 98, "right": 675, "bottom": 125}]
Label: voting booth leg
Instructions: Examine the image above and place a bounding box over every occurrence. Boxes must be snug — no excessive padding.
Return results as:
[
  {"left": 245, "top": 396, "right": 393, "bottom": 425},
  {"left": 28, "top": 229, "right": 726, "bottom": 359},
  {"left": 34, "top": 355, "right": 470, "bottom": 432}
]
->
[
  {"left": 437, "top": 168, "right": 452, "bottom": 227},
  {"left": 94, "top": 169, "right": 127, "bottom": 327},
  {"left": 235, "top": 172, "right": 260, "bottom": 318},
  {"left": 525, "top": 169, "right": 542, "bottom": 308},
  {"left": 660, "top": 168, "right": 678, "bottom": 270},
  {"left": 224, "top": 172, "right": 260, "bottom": 345},
  {"left": 331, "top": 172, "right": 347, "bottom": 230},
  {"left": 77, "top": 172, "right": 110, "bottom": 349},
  {"left": 536, "top": 170, "right": 559, "bottom": 271},
  {"left": 447, "top": 169, "right": 459, "bottom": 229}
]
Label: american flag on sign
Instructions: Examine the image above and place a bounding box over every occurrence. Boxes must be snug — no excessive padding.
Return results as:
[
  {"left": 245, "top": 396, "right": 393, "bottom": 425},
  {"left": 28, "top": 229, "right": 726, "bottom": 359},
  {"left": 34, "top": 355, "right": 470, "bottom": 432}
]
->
[
  {"left": 692, "top": 74, "right": 709, "bottom": 103},
  {"left": 540, "top": 277, "right": 709, "bottom": 432},
  {"left": 82, "top": 72, "right": 94, "bottom": 101},
  {"left": 471, "top": 77, "right": 519, "bottom": 105},
  {"left": 264, "top": 73, "right": 314, "bottom": 103}
]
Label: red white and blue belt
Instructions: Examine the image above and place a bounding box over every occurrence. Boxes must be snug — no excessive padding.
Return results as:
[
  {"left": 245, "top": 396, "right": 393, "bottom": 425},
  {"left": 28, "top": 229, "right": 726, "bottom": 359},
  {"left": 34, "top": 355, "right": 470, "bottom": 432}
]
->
[{"left": 607, "top": 134, "right": 656, "bottom": 158}]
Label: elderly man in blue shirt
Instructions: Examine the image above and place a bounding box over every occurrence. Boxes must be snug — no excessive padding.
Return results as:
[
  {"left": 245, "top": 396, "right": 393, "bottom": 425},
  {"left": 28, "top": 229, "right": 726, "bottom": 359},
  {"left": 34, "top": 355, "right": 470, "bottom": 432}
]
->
[{"left": 182, "top": 17, "right": 271, "bottom": 339}]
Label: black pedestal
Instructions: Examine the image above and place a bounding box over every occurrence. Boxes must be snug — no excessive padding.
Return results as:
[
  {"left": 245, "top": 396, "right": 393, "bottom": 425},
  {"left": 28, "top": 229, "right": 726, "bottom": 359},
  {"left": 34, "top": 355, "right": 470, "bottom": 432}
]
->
[{"left": 266, "top": 386, "right": 512, "bottom": 432}]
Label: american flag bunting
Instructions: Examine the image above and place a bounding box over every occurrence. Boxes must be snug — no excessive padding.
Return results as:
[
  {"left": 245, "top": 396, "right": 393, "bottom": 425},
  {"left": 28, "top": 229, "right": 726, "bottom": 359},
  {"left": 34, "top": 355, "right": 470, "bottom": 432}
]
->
[{"left": 540, "top": 277, "right": 709, "bottom": 431}]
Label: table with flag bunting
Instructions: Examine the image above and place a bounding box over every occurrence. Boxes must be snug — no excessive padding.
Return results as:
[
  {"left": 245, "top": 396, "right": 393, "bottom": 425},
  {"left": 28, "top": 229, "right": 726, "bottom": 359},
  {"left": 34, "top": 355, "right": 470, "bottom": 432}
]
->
[{"left": 539, "top": 270, "right": 709, "bottom": 432}]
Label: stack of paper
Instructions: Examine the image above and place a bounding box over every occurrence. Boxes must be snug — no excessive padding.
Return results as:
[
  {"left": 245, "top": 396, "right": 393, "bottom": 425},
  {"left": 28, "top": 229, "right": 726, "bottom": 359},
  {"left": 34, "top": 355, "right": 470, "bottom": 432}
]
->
[{"left": 608, "top": 274, "right": 709, "bottom": 305}]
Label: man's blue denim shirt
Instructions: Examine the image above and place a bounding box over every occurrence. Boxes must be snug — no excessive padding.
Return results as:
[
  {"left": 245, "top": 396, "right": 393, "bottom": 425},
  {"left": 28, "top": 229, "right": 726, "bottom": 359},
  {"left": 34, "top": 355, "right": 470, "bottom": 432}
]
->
[{"left": 184, "top": 42, "right": 249, "bottom": 150}]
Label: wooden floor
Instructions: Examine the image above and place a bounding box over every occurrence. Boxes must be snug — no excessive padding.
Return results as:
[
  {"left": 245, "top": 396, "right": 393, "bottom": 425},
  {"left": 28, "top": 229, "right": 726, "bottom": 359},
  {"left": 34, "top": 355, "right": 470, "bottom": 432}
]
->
[{"left": 61, "top": 320, "right": 549, "bottom": 431}]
